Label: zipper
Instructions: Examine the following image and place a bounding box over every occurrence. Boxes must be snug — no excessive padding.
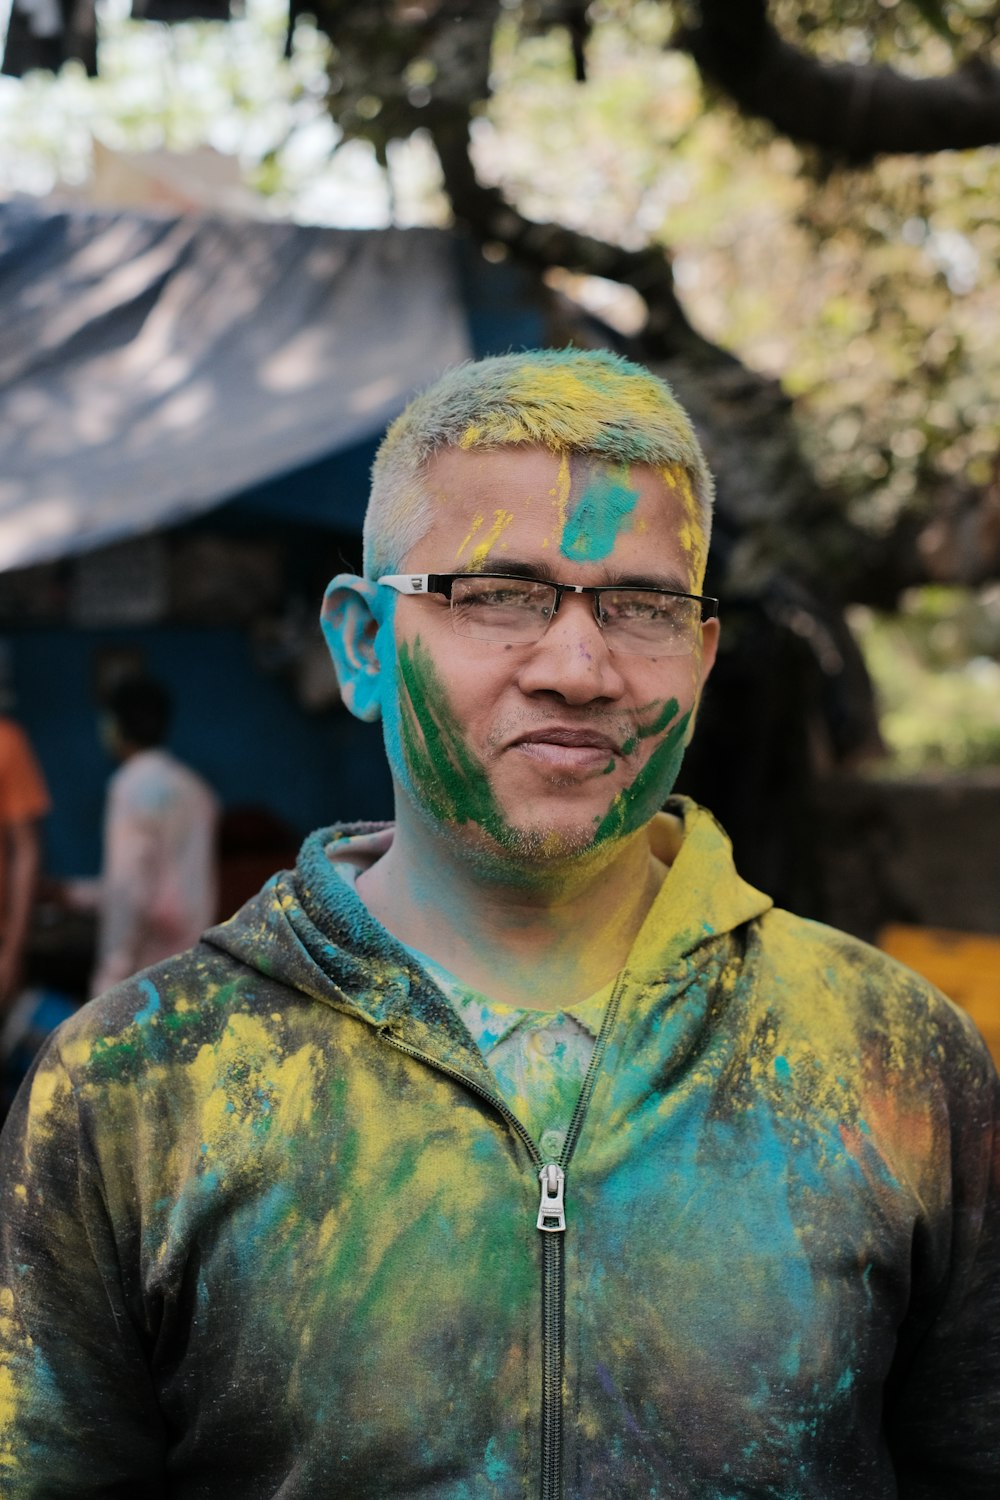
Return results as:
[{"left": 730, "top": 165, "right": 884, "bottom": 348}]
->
[
  {"left": 380, "top": 973, "right": 625, "bottom": 1500},
  {"left": 538, "top": 977, "right": 624, "bottom": 1500}
]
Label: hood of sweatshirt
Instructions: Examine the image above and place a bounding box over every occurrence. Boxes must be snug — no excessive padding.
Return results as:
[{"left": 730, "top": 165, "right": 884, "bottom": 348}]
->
[{"left": 204, "top": 797, "right": 772, "bottom": 1082}]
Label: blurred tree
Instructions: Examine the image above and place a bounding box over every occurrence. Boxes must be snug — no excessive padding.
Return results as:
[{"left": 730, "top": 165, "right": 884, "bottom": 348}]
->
[
  {"left": 221, "top": 0, "right": 1000, "bottom": 907},
  {"left": 292, "top": 0, "right": 1000, "bottom": 603}
]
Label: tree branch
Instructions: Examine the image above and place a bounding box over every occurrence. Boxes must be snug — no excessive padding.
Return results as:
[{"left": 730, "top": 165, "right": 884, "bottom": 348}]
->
[
  {"left": 429, "top": 115, "right": 732, "bottom": 369},
  {"left": 678, "top": 0, "right": 1000, "bottom": 160}
]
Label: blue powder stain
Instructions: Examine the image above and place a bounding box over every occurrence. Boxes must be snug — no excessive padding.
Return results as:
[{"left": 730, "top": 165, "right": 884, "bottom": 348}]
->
[
  {"left": 134, "top": 979, "right": 161, "bottom": 1027},
  {"left": 780, "top": 1334, "right": 801, "bottom": 1379},
  {"left": 774, "top": 1055, "right": 792, "bottom": 1083},
  {"left": 483, "top": 1437, "right": 510, "bottom": 1484},
  {"left": 561, "top": 469, "right": 639, "bottom": 562}
]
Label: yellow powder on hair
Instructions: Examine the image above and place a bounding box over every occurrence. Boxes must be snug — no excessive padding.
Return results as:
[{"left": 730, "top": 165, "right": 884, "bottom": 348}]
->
[{"left": 662, "top": 462, "right": 708, "bottom": 584}]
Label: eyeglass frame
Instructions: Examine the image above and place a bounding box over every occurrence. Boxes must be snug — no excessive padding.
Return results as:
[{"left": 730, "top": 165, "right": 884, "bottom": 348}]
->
[{"left": 377, "top": 572, "right": 719, "bottom": 647}]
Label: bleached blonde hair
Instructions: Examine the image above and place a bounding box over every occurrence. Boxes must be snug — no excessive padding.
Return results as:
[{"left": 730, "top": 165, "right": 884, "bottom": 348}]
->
[{"left": 363, "top": 348, "right": 714, "bottom": 579}]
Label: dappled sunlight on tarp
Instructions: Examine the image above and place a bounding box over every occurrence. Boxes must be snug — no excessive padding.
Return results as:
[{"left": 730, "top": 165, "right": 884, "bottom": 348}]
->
[{"left": 0, "top": 200, "right": 471, "bottom": 570}]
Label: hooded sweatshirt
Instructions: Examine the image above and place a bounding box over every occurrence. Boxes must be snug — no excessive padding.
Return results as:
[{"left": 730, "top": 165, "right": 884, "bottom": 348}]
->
[{"left": 0, "top": 799, "right": 997, "bottom": 1498}]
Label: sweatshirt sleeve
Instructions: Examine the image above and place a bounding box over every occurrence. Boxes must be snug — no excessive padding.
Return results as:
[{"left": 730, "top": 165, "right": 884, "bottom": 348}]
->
[
  {"left": 0, "top": 1036, "right": 169, "bottom": 1496},
  {"left": 885, "top": 1024, "right": 1000, "bottom": 1497}
]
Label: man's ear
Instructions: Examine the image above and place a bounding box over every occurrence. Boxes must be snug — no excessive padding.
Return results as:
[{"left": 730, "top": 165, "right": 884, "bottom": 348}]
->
[
  {"left": 321, "top": 574, "right": 385, "bottom": 723},
  {"left": 683, "top": 616, "right": 721, "bottom": 746}
]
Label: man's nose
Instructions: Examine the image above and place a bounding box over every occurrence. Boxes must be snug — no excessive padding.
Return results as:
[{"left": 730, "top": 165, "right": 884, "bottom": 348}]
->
[{"left": 515, "top": 593, "right": 626, "bottom": 703}]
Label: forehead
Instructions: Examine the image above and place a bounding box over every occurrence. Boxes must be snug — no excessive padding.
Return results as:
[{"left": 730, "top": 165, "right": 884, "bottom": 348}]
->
[{"left": 413, "top": 444, "right": 705, "bottom": 583}]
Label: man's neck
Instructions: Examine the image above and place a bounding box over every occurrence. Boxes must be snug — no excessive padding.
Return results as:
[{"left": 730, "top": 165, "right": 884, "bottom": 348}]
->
[{"left": 355, "top": 811, "right": 669, "bottom": 1011}]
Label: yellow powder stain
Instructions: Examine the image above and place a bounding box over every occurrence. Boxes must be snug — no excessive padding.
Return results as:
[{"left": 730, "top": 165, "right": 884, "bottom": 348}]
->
[
  {"left": 469, "top": 509, "right": 514, "bottom": 571},
  {"left": 0, "top": 1296, "right": 19, "bottom": 1433},
  {"left": 44, "top": 1029, "right": 91, "bottom": 1074},
  {"left": 175, "top": 998, "right": 192, "bottom": 1014},
  {"left": 459, "top": 423, "right": 483, "bottom": 449},
  {"left": 334, "top": 1064, "right": 493, "bottom": 1274},
  {"left": 13, "top": 1185, "right": 25, "bottom": 1202},
  {"left": 0, "top": 1368, "right": 19, "bottom": 1442},
  {"left": 512, "top": 366, "right": 658, "bottom": 436},
  {"left": 26, "top": 1064, "right": 61, "bottom": 1125},
  {"left": 661, "top": 462, "right": 708, "bottom": 584},
  {"left": 552, "top": 452, "right": 571, "bottom": 539},
  {"left": 454, "top": 513, "right": 485, "bottom": 563},
  {"left": 315, "top": 1206, "right": 339, "bottom": 1256},
  {"left": 185, "top": 1013, "right": 322, "bottom": 1155}
]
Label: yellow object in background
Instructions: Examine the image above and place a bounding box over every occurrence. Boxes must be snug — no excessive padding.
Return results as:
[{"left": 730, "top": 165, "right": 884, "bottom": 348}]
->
[{"left": 878, "top": 924, "right": 1000, "bottom": 1070}]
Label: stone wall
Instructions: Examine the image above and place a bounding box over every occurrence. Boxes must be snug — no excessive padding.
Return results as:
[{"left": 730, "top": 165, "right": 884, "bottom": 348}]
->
[{"left": 814, "top": 771, "right": 1000, "bottom": 943}]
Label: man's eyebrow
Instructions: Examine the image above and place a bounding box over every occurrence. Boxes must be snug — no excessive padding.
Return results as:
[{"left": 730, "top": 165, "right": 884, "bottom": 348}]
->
[{"left": 476, "top": 559, "right": 694, "bottom": 593}]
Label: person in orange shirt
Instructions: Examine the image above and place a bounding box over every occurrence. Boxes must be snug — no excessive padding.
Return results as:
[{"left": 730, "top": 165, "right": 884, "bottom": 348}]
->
[{"left": 0, "top": 716, "right": 51, "bottom": 1014}]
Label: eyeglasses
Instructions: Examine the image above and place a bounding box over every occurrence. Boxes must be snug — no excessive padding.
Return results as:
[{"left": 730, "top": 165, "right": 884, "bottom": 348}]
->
[{"left": 377, "top": 573, "right": 719, "bottom": 658}]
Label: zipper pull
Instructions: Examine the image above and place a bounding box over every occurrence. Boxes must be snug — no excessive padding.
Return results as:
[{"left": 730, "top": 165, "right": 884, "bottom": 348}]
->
[{"left": 536, "top": 1162, "right": 566, "bottom": 1233}]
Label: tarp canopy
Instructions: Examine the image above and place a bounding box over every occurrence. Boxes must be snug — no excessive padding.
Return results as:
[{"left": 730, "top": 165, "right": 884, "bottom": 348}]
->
[{"left": 0, "top": 199, "right": 472, "bottom": 571}]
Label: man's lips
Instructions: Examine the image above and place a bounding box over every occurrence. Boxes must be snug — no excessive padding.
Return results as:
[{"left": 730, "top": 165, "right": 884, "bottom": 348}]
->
[
  {"left": 511, "top": 726, "right": 622, "bottom": 754},
  {"left": 507, "top": 725, "right": 624, "bottom": 772}
]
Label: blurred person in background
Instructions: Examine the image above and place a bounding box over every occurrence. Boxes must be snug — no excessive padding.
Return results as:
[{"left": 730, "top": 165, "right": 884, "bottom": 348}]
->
[
  {"left": 89, "top": 675, "right": 219, "bottom": 996},
  {"left": 0, "top": 644, "right": 50, "bottom": 1015},
  {"left": 0, "top": 642, "right": 59, "bottom": 1123}
]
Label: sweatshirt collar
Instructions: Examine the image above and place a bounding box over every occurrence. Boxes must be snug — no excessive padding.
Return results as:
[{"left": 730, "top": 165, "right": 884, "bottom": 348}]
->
[{"left": 206, "top": 799, "right": 771, "bottom": 1069}]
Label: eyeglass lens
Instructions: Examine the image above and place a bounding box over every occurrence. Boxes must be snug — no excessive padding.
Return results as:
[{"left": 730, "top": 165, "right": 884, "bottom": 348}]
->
[{"left": 449, "top": 577, "right": 701, "bottom": 658}]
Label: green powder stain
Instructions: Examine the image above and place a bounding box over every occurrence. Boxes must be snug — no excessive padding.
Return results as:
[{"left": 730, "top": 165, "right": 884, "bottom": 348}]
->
[
  {"left": 397, "top": 643, "right": 689, "bottom": 857},
  {"left": 636, "top": 696, "right": 681, "bottom": 739},
  {"left": 593, "top": 703, "right": 690, "bottom": 846},
  {"left": 397, "top": 637, "right": 511, "bottom": 843},
  {"left": 560, "top": 465, "right": 639, "bottom": 562}
]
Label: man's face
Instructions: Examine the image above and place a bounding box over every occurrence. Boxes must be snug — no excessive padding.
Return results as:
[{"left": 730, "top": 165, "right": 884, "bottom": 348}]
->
[{"left": 374, "top": 444, "right": 718, "bottom": 867}]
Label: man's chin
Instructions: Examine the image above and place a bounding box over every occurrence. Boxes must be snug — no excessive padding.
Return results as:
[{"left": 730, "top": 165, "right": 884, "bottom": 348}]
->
[{"left": 454, "top": 811, "right": 621, "bottom": 880}]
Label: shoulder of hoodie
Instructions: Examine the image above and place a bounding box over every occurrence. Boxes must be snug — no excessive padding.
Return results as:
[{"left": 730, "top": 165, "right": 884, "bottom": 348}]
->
[
  {"left": 749, "top": 903, "right": 997, "bottom": 1086},
  {"left": 38, "top": 935, "right": 341, "bottom": 1090}
]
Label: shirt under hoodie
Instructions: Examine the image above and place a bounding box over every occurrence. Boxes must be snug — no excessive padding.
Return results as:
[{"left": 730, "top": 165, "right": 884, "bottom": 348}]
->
[{"left": 1, "top": 797, "right": 998, "bottom": 1499}]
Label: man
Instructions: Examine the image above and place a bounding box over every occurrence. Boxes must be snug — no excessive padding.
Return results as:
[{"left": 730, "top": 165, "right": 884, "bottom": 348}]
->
[
  {"left": 0, "top": 349, "right": 997, "bottom": 1497},
  {"left": 89, "top": 674, "right": 219, "bottom": 995}
]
